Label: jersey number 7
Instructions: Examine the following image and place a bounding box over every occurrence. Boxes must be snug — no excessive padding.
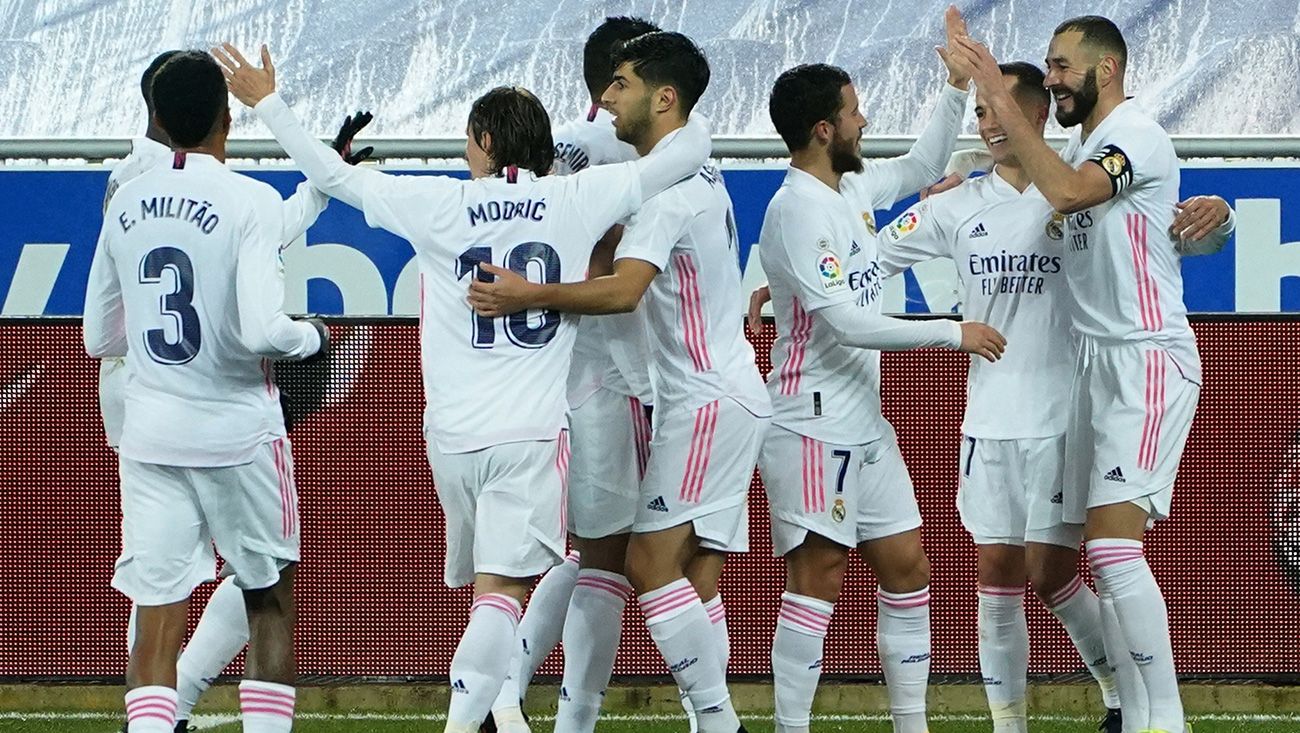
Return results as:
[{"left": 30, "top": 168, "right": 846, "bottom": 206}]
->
[{"left": 457, "top": 242, "right": 561, "bottom": 349}]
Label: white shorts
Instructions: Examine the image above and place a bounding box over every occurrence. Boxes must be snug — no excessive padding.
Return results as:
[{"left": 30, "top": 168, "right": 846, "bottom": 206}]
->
[
  {"left": 633, "top": 397, "right": 767, "bottom": 553},
  {"left": 112, "top": 438, "right": 300, "bottom": 606},
  {"left": 1064, "top": 339, "right": 1200, "bottom": 524},
  {"left": 428, "top": 433, "right": 568, "bottom": 588},
  {"left": 568, "top": 389, "right": 650, "bottom": 539},
  {"left": 760, "top": 424, "right": 922, "bottom": 557},
  {"left": 960, "top": 434, "right": 1081, "bottom": 548}
]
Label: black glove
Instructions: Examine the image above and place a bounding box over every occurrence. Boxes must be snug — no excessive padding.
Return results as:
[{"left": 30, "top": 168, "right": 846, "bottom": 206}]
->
[
  {"left": 331, "top": 111, "right": 375, "bottom": 165},
  {"left": 276, "top": 318, "right": 333, "bottom": 432}
]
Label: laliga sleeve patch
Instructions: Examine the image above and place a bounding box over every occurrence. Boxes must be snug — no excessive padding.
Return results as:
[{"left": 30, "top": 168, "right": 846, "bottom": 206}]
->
[
  {"left": 1088, "top": 144, "right": 1134, "bottom": 195},
  {"left": 884, "top": 208, "right": 922, "bottom": 243},
  {"left": 816, "top": 252, "right": 847, "bottom": 292}
]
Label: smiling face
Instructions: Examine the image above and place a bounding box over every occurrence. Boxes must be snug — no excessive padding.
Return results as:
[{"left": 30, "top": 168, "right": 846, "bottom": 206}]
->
[{"left": 1044, "top": 30, "right": 1102, "bottom": 128}]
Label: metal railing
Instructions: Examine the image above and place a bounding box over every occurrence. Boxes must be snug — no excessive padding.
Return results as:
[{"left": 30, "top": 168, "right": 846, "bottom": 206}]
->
[{"left": 2, "top": 135, "right": 1298, "bottom": 162}]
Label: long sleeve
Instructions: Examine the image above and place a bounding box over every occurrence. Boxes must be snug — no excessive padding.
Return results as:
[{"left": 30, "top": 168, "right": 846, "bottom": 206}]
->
[
  {"left": 819, "top": 299, "right": 962, "bottom": 351},
  {"left": 632, "top": 112, "right": 712, "bottom": 201},
  {"left": 236, "top": 190, "right": 323, "bottom": 360},
  {"left": 254, "top": 93, "right": 378, "bottom": 212},
  {"left": 83, "top": 227, "right": 128, "bottom": 358},
  {"left": 278, "top": 180, "right": 330, "bottom": 245},
  {"left": 845, "top": 83, "right": 968, "bottom": 211}
]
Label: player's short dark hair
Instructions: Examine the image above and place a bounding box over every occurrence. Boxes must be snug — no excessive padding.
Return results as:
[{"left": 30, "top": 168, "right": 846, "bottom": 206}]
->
[
  {"left": 584, "top": 16, "right": 660, "bottom": 99},
  {"left": 150, "top": 51, "right": 228, "bottom": 149},
  {"left": 998, "top": 61, "right": 1050, "bottom": 108},
  {"left": 140, "top": 50, "right": 182, "bottom": 110},
  {"left": 768, "top": 63, "right": 852, "bottom": 152},
  {"left": 610, "top": 31, "right": 710, "bottom": 115},
  {"left": 1054, "top": 15, "right": 1128, "bottom": 69},
  {"left": 468, "top": 86, "right": 555, "bottom": 177}
]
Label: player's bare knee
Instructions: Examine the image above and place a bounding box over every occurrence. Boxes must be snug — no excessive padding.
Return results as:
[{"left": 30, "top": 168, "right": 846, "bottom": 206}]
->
[
  {"left": 786, "top": 540, "right": 849, "bottom": 602},
  {"left": 977, "top": 543, "right": 1026, "bottom": 588},
  {"left": 875, "top": 547, "right": 930, "bottom": 594},
  {"left": 575, "top": 534, "right": 629, "bottom": 574}
]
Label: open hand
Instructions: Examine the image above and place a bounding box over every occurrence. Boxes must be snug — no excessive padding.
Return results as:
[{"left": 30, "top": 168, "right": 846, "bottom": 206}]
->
[
  {"left": 467, "top": 263, "right": 538, "bottom": 317},
  {"left": 937, "top": 5, "right": 974, "bottom": 89},
  {"left": 212, "top": 43, "right": 277, "bottom": 107},
  {"left": 951, "top": 36, "right": 1004, "bottom": 95}
]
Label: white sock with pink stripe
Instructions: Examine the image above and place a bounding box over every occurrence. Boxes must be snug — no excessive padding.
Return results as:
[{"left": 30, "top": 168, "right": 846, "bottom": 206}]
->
[
  {"left": 772, "top": 591, "right": 833, "bottom": 733},
  {"left": 977, "top": 586, "right": 1029, "bottom": 733},
  {"left": 553, "top": 570, "right": 633, "bottom": 733},
  {"left": 449, "top": 593, "right": 523, "bottom": 733},
  {"left": 124, "top": 686, "right": 177, "bottom": 733},
  {"left": 702, "top": 594, "right": 730, "bottom": 673},
  {"left": 1086, "top": 539, "right": 1182, "bottom": 732},
  {"left": 877, "top": 587, "right": 931, "bottom": 733},
  {"left": 176, "top": 576, "right": 250, "bottom": 721},
  {"left": 1041, "top": 574, "right": 1121, "bottom": 709},
  {"left": 239, "top": 680, "right": 295, "bottom": 732},
  {"left": 639, "top": 579, "right": 739, "bottom": 733},
  {"left": 492, "top": 552, "right": 580, "bottom": 719}
]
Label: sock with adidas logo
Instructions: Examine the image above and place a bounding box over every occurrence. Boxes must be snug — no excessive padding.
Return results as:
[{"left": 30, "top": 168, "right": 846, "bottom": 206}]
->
[
  {"left": 1086, "top": 539, "right": 1182, "bottom": 733},
  {"left": 446, "top": 593, "right": 523, "bottom": 733},
  {"left": 772, "top": 592, "right": 834, "bottom": 733},
  {"left": 639, "top": 579, "right": 739, "bottom": 733},
  {"left": 493, "top": 551, "right": 581, "bottom": 724},
  {"left": 1040, "top": 574, "right": 1122, "bottom": 710},
  {"left": 554, "top": 569, "right": 633, "bottom": 733},
  {"left": 877, "top": 587, "right": 931, "bottom": 733}
]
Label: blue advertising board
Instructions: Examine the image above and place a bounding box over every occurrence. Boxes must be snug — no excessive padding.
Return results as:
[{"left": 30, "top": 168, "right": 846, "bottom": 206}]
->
[{"left": 1, "top": 163, "right": 1296, "bottom": 316}]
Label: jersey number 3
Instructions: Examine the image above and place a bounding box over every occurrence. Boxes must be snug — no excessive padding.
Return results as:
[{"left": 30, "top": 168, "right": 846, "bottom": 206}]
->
[
  {"left": 138, "top": 247, "right": 201, "bottom": 364},
  {"left": 457, "top": 243, "right": 561, "bottom": 349}
]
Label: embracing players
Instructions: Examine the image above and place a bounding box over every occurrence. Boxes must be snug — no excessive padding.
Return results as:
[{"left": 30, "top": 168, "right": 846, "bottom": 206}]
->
[
  {"left": 216, "top": 40, "right": 710, "bottom": 733},
  {"left": 950, "top": 14, "right": 1225, "bottom": 733}
]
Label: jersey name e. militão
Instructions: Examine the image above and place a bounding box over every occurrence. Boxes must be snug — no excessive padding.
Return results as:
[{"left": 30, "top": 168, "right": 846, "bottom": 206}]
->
[
  {"left": 356, "top": 162, "right": 644, "bottom": 453},
  {"left": 616, "top": 140, "right": 769, "bottom": 418},
  {"left": 552, "top": 105, "right": 654, "bottom": 407},
  {"left": 1060, "top": 99, "right": 1201, "bottom": 382},
  {"left": 87, "top": 153, "right": 321, "bottom": 466},
  {"left": 879, "top": 172, "right": 1073, "bottom": 439}
]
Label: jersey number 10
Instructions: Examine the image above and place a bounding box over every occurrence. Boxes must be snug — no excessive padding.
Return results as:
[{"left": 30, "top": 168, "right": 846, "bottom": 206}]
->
[{"left": 457, "top": 242, "right": 561, "bottom": 349}]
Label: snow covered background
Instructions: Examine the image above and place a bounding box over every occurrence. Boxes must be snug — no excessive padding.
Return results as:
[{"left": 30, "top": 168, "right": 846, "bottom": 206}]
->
[{"left": 1, "top": 0, "right": 1298, "bottom": 138}]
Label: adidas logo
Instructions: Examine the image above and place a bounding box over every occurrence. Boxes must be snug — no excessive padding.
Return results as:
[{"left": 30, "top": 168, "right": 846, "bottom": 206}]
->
[
  {"left": 1104, "top": 466, "right": 1126, "bottom": 483},
  {"left": 849, "top": 240, "right": 861, "bottom": 256},
  {"left": 1050, "top": 491, "right": 1063, "bottom": 505},
  {"left": 969, "top": 222, "right": 988, "bottom": 238},
  {"left": 451, "top": 679, "right": 468, "bottom": 694},
  {"left": 647, "top": 496, "right": 669, "bottom": 513}
]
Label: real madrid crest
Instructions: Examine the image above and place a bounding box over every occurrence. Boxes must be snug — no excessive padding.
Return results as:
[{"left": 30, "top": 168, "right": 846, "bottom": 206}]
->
[
  {"left": 831, "top": 499, "right": 846, "bottom": 523},
  {"left": 1045, "top": 212, "right": 1065, "bottom": 241}
]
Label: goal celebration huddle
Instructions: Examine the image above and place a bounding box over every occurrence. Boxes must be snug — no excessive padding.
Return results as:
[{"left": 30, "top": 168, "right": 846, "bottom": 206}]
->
[{"left": 85, "top": 6, "right": 1237, "bottom": 733}]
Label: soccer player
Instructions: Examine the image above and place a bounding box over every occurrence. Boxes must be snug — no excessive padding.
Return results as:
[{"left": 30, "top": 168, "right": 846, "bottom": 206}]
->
[
  {"left": 215, "top": 41, "right": 710, "bottom": 733},
  {"left": 486, "top": 16, "right": 664, "bottom": 733},
  {"left": 84, "top": 50, "right": 329, "bottom": 733},
  {"left": 872, "top": 62, "right": 1234, "bottom": 733},
  {"left": 952, "top": 16, "right": 1210, "bottom": 733},
  {"left": 467, "top": 32, "right": 768, "bottom": 733},
  {"left": 754, "top": 36, "right": 1015, "bottom": 730}
]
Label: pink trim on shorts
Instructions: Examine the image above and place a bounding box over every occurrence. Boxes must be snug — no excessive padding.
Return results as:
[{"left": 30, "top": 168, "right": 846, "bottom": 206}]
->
[
  {"left": 1139, "top": 350, "right": 1166, "bottom": 472},
  {"left": 471, "top": 593, "right": 523, "bottom": 623},
  {"left": 556, "top": 430, "right": 571, "bottom": 535},
  {"left": 680, "top": 400, "right": 719, "bottom": 504},
  {"left": 576, "top": 574, "right": 633, "bottom": 601},
  {"left": 1127, "top": 213, "right": 1163, "bottom": 332},
  {"left": 674, "top": 253, "right": 713, "bottom": 371},
  {"left": 779, "top": 297, "right": 813, "bottom": 396},
  {"left": 261, "top": 358, "right": 274, "bottom": 397},
  {"left": 272, "top": 440, "right": 290, "bottom": 538},
  {"left": 630, "top": 396, "right": 652, "bottom": 480},
  {"left": 801, "top": 435, "right": 825, "bottom": 513}
]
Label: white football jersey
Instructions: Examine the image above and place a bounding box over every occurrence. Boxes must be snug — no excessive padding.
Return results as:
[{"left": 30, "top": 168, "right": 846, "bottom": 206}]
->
[
  {"left": 1059, "top": 100, "right": 1200, "bottom": 381},
  {"left": 104, "top": 137, "right": 171, "bottom": 213},
  {"left": 760, "top": 167, "right": 902, "bottom": 446},
  {"left": 878, "top": 171, "right": 1073, "bottom": 439},
  {"left": 357, "top": 163, "right": 644, "bottom": 454},
  {"left": 85, "top": 152, "right": 323, "bottom": 467},
  {"left": 616, "top": 154, "right": 770, "bottom": 417},
  {"left": 552, "top": 106, "right": 654, "bottom": 407}
]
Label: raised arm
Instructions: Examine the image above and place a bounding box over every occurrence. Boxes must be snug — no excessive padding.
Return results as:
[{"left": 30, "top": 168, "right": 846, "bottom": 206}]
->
[
  {"left": 83, "top": 227, "right": 127, "bottom": 358},
  {"left": 278, "top": 180, "right": 329, "bottom": 244}
]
